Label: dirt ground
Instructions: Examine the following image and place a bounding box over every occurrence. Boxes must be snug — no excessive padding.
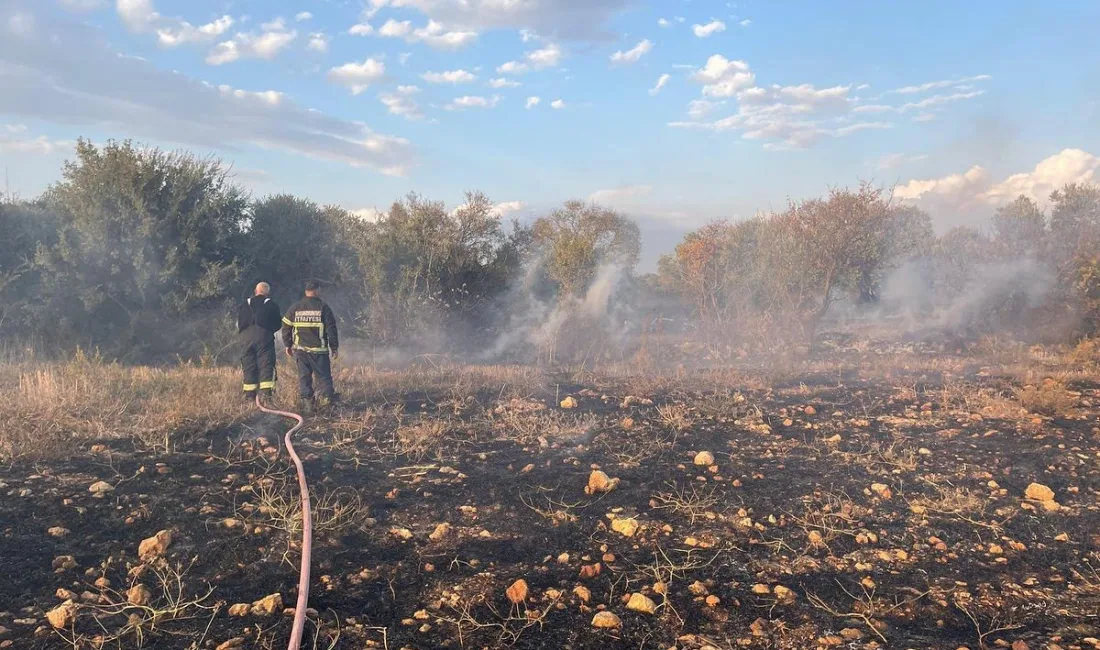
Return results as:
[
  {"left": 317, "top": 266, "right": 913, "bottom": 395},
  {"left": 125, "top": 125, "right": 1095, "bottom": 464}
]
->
[{"left": 3, "top": 343, "right": 1100, "bottom": 650}]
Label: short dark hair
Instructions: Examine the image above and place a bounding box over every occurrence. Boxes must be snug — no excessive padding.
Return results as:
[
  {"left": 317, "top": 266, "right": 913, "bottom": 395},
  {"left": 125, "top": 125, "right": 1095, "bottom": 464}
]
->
[{"left": 304, "top": 280, "right": 321, "bottom": 292}]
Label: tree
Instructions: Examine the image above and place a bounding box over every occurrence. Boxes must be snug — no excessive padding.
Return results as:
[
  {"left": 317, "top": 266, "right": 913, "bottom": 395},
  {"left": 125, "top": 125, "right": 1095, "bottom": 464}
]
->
[
  {"left": 35, "top": 139, "right": 247, "bottom": 359},
  {"left": 0, "top": 199, "right": 59, "bottom": 331},
  {"left": 531, "top": 200, "right": 640, "bottom": 298},
  {"left": 991, "top": 195, "right": 1046, "bottom": 257}
]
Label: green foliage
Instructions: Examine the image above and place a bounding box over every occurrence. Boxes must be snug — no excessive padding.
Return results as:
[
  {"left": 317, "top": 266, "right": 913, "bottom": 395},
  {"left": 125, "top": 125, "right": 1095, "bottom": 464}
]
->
[{"left": 531, "top": 200, "right": 640, "bottom": 298}]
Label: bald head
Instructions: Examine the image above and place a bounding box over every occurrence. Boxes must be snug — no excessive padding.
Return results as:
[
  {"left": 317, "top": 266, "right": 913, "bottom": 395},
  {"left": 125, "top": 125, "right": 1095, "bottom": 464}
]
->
[{"left": 255, "top": 282, "right": 270, "bottom": 296}]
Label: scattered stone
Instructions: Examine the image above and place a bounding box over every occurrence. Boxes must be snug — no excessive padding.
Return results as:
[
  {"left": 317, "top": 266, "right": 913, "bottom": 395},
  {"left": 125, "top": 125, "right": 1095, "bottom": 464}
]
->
[
  {"left": 389, "top": 527, "right": 414, "bottom": 541},
  {"left": 751, "top": 584, "right": 770, "bottom": 595},
  {"left": 688, "top": 581, "right": 708, "bottom": 596},
  {"left": 591, "top": 611, "right": 621, "bottom": 629},
  {"left": 126, "top": 585, "right": 152, "bottom": 607},
  {"left": 138, "top": 530, "right": 173, "bottom": 561},
  {"left": 227, "top": 604, "right": 250, "bottom": 617},
  {"left": 585, "top": 470, "right": 620, "bottom": 495},
  {"left": 1025, "top": 482, "right": 1055, "bottom": 502},
  {"left": 46, "top": 602, "right": 76, "bottom": 629},
  {"left": 611, "top": 517, "right": 639, "bottom": 537},
  {"left": 573, "top": 585, "right": 592, "bottom": 602},
  {"left": 88, "top": 481, "right": 114, "bottom": 495},
  {"left": 750, "top": 618, "right": 770, "bottom": 636},
  {"left": 428, "top": 523, "right": 452, "bottom": 542},
  {"left": 215, "top": 638, "right": 245, "bottom": 650},
  {"left": 47, "top": 527, "right": 70, "bottom": 538},
  {"left": 251, "top": 593, "right": 283, "bottom": 616},
  {"left": 803, "top": 406, "right": 816, "bottom": 416},
  {"left": 693, "top": 451, "right": 715, "bottom": 466},
  {"left": 506, "top": 579, "right": 529, "bottom": 605},
  {"left": 773, "top": 585, "right": 796, "bottom": 604},
  {"left": 870, "top": 483, "right": 892, "bottom": 500},
  {"left": 413, "top": 610, "right": 430, "bottom": 621},
  {"left": 561, "top": 396, "right": 578, "bottom": 409},
  {"left": 840, "top": 628, "right": 863, "bottom": 640},
  {"left": 52, "top": 556, "right": 77, "bottom": 571},
  {"left": 1055, "top": 532, "right": 1070, "bottom": 542},
  {"left": 55, "top": 588, "right": 78, "bottom": 601},
  {"left": 223, "top": 518, "right": 242, "bottom": 529},
  {"left": 705, "top": 595, "right": 720, "bottom": 607},
  {"left": 626, "top": 593, "right": 657, "bottom": 615}
]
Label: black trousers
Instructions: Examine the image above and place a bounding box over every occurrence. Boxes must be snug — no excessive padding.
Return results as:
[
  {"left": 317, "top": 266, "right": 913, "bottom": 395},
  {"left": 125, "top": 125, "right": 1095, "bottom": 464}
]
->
[
  {"left": 294, "top": 350, "right": 335, "bottom": 400},
  {"left": 241, "top": 336, "right": 276, "bottom": 395}
]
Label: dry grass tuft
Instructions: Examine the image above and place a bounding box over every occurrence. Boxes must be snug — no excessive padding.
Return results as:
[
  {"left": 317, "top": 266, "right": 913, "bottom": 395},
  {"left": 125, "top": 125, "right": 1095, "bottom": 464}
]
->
[{"left": 1015, "top": 379, "right": 1076, "bottom": 417}]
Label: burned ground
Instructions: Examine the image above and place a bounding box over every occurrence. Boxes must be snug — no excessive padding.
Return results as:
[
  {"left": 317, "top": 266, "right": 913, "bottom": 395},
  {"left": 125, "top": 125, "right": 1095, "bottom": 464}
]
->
[{"left": 2, "top": 344, "right": 1100, "bottom": 650}]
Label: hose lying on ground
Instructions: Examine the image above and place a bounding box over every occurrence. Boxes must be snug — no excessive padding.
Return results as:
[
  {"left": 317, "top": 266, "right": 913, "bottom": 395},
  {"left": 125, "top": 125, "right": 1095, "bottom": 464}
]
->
[{"left": 255, "top": 396, "right": 312, "bottom": 650}]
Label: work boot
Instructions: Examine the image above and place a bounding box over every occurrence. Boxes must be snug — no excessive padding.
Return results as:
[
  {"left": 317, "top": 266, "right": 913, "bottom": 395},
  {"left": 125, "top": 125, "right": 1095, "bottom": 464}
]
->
[
  {"left": 244, "top": 391, "right": 257, "bottom": 403},
  {"left": 296, "top": 396, "right": 315, "bottom": 413},
  {"left": 259, "top": 389, "right": 274, "bottom": 407}
]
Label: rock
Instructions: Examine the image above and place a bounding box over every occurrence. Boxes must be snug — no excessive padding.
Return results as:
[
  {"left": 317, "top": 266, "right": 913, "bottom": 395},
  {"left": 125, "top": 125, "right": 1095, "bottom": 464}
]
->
[
  {"left": 1055, "top": 532, "right": 1070, "bottom": 542},
  {"left": 585, "top": 470, "right": 620, "bottom": 495},
  {"left": 579, "top": 563, "right": 601, "bottom": 579},
  {"left": 751, "top": 584, "right": 770, "bottom": 595},
  {"left": 561, "top": 396, "right": 578, "bottom": 409},
  {"left": 803, "top": 406, "right": 816, "bottom": 416},
  {"left": 688, "top": 581, "right": 708, "bottom": 596},
  {"left": 750, "top": 618, "right": 770, "bottom": 636},
  {"left": 1025, "top": 482, "right": 1055, "bottom": 502},
  {"left": 215, "top": 638, "right": 245, "bottom": 650},
  {"left": 693, "top": 451, "right": 715, "bottom": 466},
  {"left": 626, "top": 593, "right": 657, "bottom": 614},
  {"left": 506, "top": 579, "right": 529, "bottom": 605},
  {"left": 705, "top": 595, "right": 720, "bottom": 607},
  {"left": 840, "top": 628, "right": 863, "bottom": 640},
  {"left": 88, "top": 481, "right": 114, "bottom": 495},
  {"left": 389, "top": 527, "right": 414, "bottom": 541},
  {"left": 126, "top": 585, "right": 152, "bottom": 607},
  {"left": 138, "top": 530, "right": 173, "bottom": 561},
  {"left": 52, "top": 556, "right": 77, "bottom": 571},
  {"left": 227, "top": 603, "right": 250, "bottom": 617},
  {"left": 622, "top": 418, "right": 635, "bottom": 430},
  {"left": 429, "top": 523, "right": 452, "bottom": 542},
  {"left": 591, "top": 611, "right": 621, "bottom": 629},
  {"left": 870, "top": 483, "right": 892, "bottom": 500},
  {"left": 47, "top": 527, "right": 70, "bottom": 538},
  {"left": 1012, "top": 641, "right": 1029, "bottom": 650},
  {"left": 251, "top": 593, "right": 283, "bottom": 616},
  {"left": 223, "top": 518, "right": 243, "bottom": 529},
  {"left": 773, "top": 585, "right": 796, "bottom": 604},
  {"left": 808, "top": 530, "right": 824, "bottom": 546},
  {"left": 611, "top": 517, "right": 639, "bottom": 537},
  {"left": 573, "top": 585, "right": 592, "bottom": 602},
  {"left": 46, "top": 602, "right": 76, "bottom": 629},
  {"left": 56, "top": 588, "right": 78, "bottom": 601}
]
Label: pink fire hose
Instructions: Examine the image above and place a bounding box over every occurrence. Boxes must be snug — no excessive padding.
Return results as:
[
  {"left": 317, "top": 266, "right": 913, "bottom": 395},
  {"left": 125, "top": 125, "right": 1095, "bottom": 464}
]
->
[{"left": 256, "top": 396, "right": 312, "bottom": 649}]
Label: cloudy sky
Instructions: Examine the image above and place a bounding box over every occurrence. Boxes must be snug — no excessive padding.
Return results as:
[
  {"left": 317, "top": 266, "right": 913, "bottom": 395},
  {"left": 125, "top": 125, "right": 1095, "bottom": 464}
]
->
[{"left": 2, "top": 0, "right": 1099, "bottom": 267}]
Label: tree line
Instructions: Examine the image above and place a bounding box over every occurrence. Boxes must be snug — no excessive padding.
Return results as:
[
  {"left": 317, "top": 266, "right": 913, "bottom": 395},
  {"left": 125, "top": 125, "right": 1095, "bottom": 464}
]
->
[{"left": 1, "top": 139, "right": 1098, "bottom": 363}]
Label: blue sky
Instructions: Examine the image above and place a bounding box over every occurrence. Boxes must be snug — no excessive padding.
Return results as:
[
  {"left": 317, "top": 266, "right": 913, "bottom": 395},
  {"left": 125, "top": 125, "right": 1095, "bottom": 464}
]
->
[{"left": 2, "top": 0, "right": 1099, "bottom": 268}]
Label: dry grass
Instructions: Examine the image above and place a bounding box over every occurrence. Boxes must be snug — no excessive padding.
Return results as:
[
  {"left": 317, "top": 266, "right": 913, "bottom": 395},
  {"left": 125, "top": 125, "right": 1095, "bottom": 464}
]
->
[{"left": 1015, "top": 379, "right": 1076, "bottom": 417}]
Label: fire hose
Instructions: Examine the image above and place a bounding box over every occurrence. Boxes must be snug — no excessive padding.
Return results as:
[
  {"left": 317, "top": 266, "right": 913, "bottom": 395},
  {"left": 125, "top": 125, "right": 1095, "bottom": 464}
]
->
[{"left": 255, "top": 395, "right": 312, "bottom": 650}]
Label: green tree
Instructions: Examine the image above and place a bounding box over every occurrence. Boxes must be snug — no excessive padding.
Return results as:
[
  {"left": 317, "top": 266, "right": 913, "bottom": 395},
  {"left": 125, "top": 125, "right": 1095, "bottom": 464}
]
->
[
  {"left": 35, "top": 139, "right": 248, "bottom": 359},
  {"left": 531, "top": 200, "right": 640, "bottom": 298},
  {"left": 991, "top": 195, "right": 1046, "bottom": 257}
]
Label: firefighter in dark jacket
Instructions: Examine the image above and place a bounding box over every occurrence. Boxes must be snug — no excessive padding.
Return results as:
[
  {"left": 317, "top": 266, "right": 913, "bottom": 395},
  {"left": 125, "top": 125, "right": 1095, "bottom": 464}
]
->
[
  {"left": 238, "top": 282, "right": 282, "bottom": 401},
  {"left": 281, "top": 280, "right": 339, "bottom": 406}
]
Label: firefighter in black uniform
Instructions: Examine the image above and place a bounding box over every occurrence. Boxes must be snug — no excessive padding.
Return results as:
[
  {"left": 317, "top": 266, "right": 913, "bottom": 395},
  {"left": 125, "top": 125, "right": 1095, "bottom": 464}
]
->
[
  {"left": 281, "top": 280, "right": 339, "bottom": 406},
  {"left": 238, "top": 282, "right": 282, "bottom": 402}
]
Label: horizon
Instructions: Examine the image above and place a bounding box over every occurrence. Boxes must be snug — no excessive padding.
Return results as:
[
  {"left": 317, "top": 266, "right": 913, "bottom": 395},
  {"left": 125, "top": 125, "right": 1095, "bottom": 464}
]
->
[{"left": 2, "top": 0, "right": 1099, "bottom": 270}]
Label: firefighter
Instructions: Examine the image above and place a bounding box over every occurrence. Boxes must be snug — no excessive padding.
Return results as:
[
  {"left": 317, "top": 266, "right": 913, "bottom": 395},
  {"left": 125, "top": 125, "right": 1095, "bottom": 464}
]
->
[
  {"left": 281, "top": 280, "right": 339, "bottom": 407},
  {"left": 238, "top": 282, "right": 282, "bottom": 402}
]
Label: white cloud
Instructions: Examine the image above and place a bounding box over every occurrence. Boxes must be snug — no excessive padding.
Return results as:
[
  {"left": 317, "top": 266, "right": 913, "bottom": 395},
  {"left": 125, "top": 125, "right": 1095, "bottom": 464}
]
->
[
  {"left": 327, "top": 58, "right": 386, "bottom": 95},
  {"left": 740, "top": 19, "right": 752, "bottom": 27},
  {"left": 349, "top": 22, "right": 374, "bottom": 35},
  {"left": 377, "top": 18, "right": 477, "bottom": 49},
  {"left": 156, "top": 15, "right": 234, "bottom": 47},
  {"left": 550, "top": 99, "right": 565, "bottom": 110},
  {"left": 899, "top": 90, "right": 984, "bottom": 112},
  {"left": 350, "top": 207, "right": 385, "bottom": 222},
  {"left": 207, "top": 18, "right": 297, "bottom": 65},
  {"left": 895, "top": 149, "right": 1100, "bottom": 218},
  {"left": 649, "top": 73, "right": 671, "bottom": 96},
  {"left": 888, "top": 74, "right": 992, "bottom": 95},
  {"left": 60, "top": 0, "right": 106, "bottom": 10},
  {"left": 489, "top": 77, "right": 521, "bottom": 88},
  {"left": 0, "top": 126, "right": 73, "bottom": 155},
  {"left": 692, "top": 20, "right": 726, "bottom": 38},
  {"left": 420, "top": 69, "right": 476, "bottom": 84},
  {"left": 589, "top": 184, "right": 653, "bottom": 209},
  {"left": 525, "top": 96, "right": 540, "bottom": 109},
  {"left": 872, "top": 153, "right": 928, "bottom": 171},
  {"left": 378, "top": 85, "right": 424, "bottom": 120},
  {"left": 362, "top": 0, "right": 630, "bottom": 41},
  {"left": 491, "top": 200, "right": 526, "bottom": 216},
  {"left": 657, "top": 18, "right": 671, "bottom": 28},
  {"left": 687, "top": 99, "right": 722, "bottom": 120},
  {"left": 116, "top": 0, "right": 235, "bottom": 48},
  {"left": 520, "top": 28, "right": 538, "bottom": 42},
  {"left": 853, "top": 103, "right": 894, "bottom": 114},
  {"left": 610, "top": 39, "right": 652, "bottom": 65},
  {"left": 447, "top": 95, "right": 500, "bottom": 110},
  {"left": 913, "top": 113, "right": 936, "bottom": 123},
  {"left": 691, "top": 55, "right": 755, "bottom": 97},
  {"left": 307, "top": 32, "right": 329, "bottom": 53},
  {"left": 399, "top": 52, "right": 412, "bottom": 65},
  {"left": 498, "top": 42, "right": 563, "bottom": 75},
  {"left": 295, "top": 11, "right": 312, "bottom": 22},
  {"left": 0, "top": 7, "right": 414, "bottom": 175}
]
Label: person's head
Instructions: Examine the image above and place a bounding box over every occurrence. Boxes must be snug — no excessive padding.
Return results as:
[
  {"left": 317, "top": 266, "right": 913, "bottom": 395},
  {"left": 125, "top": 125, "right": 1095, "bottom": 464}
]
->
[
  {"left": 304, "top": 280, "right": 320, "bottom": 297},
  {"left": 255, "top": 282, "right": 270, "bottom": 296}
]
